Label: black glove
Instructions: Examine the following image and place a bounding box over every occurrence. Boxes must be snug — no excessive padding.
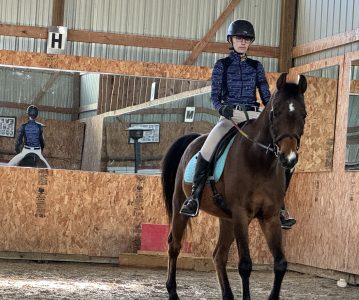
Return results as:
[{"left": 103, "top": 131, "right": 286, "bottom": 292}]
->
[
  {"left": 15, "top": 147, "right": 20, "bottom": 154},
  {"left": 219, "top": 105, "right": 233, "bottom": 120}
]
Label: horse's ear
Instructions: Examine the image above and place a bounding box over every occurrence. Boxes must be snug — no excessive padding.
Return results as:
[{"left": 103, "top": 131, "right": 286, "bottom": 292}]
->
[
  {"left": 276, "top": 73, "right": 287, "bottom": 90},
  {"left": 298, "top": 75, "right": 307, "bottom": 93}
]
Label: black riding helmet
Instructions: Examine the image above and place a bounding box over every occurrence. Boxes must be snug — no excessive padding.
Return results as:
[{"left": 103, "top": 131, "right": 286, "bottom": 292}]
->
[
  {"left": 27, "top": 105, "right": 39, "bottom": 118},
  {"left": 227, "top": 19, "right": 255, "bottom": 43}
]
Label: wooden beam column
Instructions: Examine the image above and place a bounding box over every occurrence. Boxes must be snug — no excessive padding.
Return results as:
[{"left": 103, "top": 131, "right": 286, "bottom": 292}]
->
[
  {"left": 33, "top": 72, "right": 61, "bottom": 105},
  {"left": 278, "top": 0, "right": 297, "bottom": 72},
  {"left": 52, "top": 0, "right": 65, "bottom": 26},
  {"left": 184, "top": 0, "right": 241, "bottom": 65}
]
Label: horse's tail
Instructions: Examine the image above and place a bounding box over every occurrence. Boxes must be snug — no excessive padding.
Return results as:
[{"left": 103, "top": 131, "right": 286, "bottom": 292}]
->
[{"left": 161, "top": 133, "right": 201, "bottom": 220}]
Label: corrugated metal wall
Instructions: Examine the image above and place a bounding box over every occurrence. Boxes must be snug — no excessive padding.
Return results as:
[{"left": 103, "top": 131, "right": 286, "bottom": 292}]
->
[
  {"left": 1, "top": 0, "right": 358, "bottom": 121},
  {"left": 0, "top": 0, "right": 51, "bottom": 52},
  {"left": 64, "top": 0, "right": 280, "bottom": 70},
  {"left": 0, "top": 0, "right": 280, "bottom": 71},
  {"left": 0, "top": 66, "right": 76, "bottom": 121},
  {"left": 295, "top": 0, "right": 359, "bottom": 66},
  {"left": 0, "top": 0, "right": 358, "bottom": 68}
]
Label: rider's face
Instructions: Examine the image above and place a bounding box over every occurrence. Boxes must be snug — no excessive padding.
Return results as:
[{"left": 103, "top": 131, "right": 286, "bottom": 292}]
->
[{"left": 231, "top": 35, "right": 252, "bottom": 54}]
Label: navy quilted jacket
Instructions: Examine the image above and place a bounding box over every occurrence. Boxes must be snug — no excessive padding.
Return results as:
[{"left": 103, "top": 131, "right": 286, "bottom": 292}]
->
[
  {"left": 15, "top": 119, "right": 45, "bottom": 152},
  {"left": 211, "top": 51, "right": 271, "bottom": 111}
]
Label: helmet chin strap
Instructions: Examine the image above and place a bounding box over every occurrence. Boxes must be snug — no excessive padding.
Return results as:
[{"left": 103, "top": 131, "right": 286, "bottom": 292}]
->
[{"left": 229, "top": 46, "right": 247, "bottom": 60}]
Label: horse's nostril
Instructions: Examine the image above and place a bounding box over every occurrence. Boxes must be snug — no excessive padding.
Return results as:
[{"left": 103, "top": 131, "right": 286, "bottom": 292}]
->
[{"left": 279, "top": 152, "right": 298, "bottom": 169}]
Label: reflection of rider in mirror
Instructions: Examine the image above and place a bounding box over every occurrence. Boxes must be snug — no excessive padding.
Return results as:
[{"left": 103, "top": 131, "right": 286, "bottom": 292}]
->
[{"left": 8, "top": 105, "right": 51, "bottom": 168}]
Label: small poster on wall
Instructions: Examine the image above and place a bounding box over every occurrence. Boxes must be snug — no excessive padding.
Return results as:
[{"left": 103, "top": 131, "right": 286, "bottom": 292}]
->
[{"left": 0, "top": 117, "right": 16, "bottom": 138}]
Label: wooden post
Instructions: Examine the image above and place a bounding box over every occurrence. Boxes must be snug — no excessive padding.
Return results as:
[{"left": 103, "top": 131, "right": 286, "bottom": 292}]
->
[
  {"left": 278, "top": 0, "right": 297, "bottom": 72},
  {"left": 52, "top": 0, "right": 65, "bottom": 26}
]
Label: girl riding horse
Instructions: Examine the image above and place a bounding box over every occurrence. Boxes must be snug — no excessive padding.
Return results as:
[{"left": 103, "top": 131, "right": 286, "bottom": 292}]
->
[{"left": 180, "top": 19, "right": 296, "bottom": 230}]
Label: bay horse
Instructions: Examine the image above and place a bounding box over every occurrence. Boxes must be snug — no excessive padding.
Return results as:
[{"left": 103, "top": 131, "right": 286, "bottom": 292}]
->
[{"left": 161, "top": 73, "right": 307, "bottom": 300}]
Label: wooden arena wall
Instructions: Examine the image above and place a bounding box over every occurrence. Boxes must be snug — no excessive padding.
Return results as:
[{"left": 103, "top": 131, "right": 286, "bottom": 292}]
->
[
  {"left": 0, "top": 166, "right": 357, "bottom": 276},
  {"left": 0, "top": 50, "right": 358, "bottom": 279},
  {"left": 0, "top": 167, "right": 271, "bottom": 264}
]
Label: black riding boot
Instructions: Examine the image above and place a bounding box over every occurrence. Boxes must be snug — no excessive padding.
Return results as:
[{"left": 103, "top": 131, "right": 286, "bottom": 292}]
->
[
  {"left": 180, "top": 153, "right": 210, "bottom": 217},
  {"left": 280, "top": 169, "right": 296, "bottom": 230}
]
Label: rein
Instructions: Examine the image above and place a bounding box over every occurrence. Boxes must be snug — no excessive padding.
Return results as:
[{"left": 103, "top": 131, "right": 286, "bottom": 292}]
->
[{"left": 230, "top": 119, "right": 277, "bottom": 155}]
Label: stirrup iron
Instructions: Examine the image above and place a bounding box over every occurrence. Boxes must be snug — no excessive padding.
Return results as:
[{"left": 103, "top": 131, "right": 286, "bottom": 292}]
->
[{"left": 179, "top": 198, "right": 200, "bottom": 217}]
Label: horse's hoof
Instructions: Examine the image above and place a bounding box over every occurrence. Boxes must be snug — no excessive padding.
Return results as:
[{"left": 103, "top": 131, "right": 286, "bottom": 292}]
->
[{"left": 168, "top": 292, "right": 180, "bottom": 300}]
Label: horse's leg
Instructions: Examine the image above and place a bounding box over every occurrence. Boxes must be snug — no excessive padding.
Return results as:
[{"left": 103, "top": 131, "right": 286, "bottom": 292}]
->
[
  {"left": 213, "top": 219, "right": 235, "bottom": 300},
  {"left": 166, "top": 190, "right": 189, "bottom": 300},
  {"left": 259, "top": 216, "right": 287, "bottom": 300},
  {"left": 233, "top": 210, "right": 252, "bottom": 300}
]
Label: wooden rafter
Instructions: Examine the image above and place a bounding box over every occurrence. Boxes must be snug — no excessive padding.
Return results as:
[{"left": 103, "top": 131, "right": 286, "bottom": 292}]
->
[
  {"left": 184, "top": 0, "right": 241, "bottom": 65},
  {"left": 0, "top": 23, "right": 278, "bottom": 59},
  {"left": 0, "top": 101, "right": 77, "bottom": 114},
  {"left": 33, "top": 72, "right": 61, "bottom": 105},
  {"left": 292, "top": 28, "right": 359, "bottom": 59}
]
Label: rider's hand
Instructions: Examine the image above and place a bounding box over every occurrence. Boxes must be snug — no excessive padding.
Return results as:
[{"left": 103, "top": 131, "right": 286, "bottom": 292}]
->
[
  {"left": 15, "top": 147, "right": 20, "bottom": 154},
  {"left": 219, "top": 105, "right": 233, "bottom": 120}
]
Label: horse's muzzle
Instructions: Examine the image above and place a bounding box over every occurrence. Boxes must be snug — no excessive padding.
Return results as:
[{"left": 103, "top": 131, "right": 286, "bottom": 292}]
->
[{"left": 279, "top": 151, "right": 298, "bottom": 169}]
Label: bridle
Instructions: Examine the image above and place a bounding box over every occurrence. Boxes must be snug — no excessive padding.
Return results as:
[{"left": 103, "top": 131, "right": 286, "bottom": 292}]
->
[
  {"left": 230, "top": 119, "right": 277, "bottom": 155},
  {"left": 269, "top": 107, "right": 301, "bottom": 155},
  {"left": 231, "top": 96, "right": 303, "bottom": 157}
]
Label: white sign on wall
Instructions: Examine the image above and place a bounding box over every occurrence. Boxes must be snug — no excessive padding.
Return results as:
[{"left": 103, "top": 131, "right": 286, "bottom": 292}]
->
[
  {"left": 150, "top": 82, "right": 157, "bottom": 100},
  {"left": 184, "top": 107, "right": 196, "bottom": 122},
  {"left": 47, "top": 26, "right": 68, "bottom": 54},
  {"left": 128, "top": 123, "right": 160, "bottom": 144},
  {"left": 0, "top": 116, "right": 16, "bottom": 137}
]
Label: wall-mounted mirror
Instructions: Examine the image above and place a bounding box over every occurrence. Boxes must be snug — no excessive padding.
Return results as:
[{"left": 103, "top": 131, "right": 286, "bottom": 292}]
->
[
  {"left": 298, "top": 65, "right": 339, "bottom": 172},
  {"left": 102, "top": 91, "right": 216, "bottom": 174},
  {"left": 0, "top": 65, "right": 210, "bottom": 171},
  {"left": 345, "top": 59, "right": 359, "bottom": 171}
]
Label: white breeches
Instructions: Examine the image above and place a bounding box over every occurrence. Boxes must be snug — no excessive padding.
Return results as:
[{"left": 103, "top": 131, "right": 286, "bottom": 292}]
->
[
  {"left": 200, "top": 110, "right": 261, "bottom": 161},
  {"left": 8, "top": 147, "right": 51, "bottom": 168}
]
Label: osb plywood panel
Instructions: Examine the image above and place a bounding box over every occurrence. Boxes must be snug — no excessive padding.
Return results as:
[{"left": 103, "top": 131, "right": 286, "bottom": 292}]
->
[
  {"left": 0, "top": 117, "right": 85, "bottom": 169},
  {"left": 0, "top": 168, "right": 140, "bottom": 256},
  {"left": 0, "top": 167, "right": 270, "bottom": 263},
  {"left": 0, "top": 50, "right": 212, "bottom": 81},
  {"left": 0, "top": 166, "right": 357, "bottom": 275},
  {"left": 284, "top": 171, "right": 359, "bottom": 275},
  {"left": 296, "top": 76, "right": 338, "bottom": 172}
]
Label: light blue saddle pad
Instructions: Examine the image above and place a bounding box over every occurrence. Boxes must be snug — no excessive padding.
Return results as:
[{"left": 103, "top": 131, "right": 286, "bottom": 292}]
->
[{"left": 184, "top": 136, "right": 236, "bottom": 184}]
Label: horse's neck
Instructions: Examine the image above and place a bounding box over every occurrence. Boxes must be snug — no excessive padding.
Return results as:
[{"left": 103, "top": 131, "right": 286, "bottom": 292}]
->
[{"left": 249, "top": 108, "right": 272, "bottom": 146}]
